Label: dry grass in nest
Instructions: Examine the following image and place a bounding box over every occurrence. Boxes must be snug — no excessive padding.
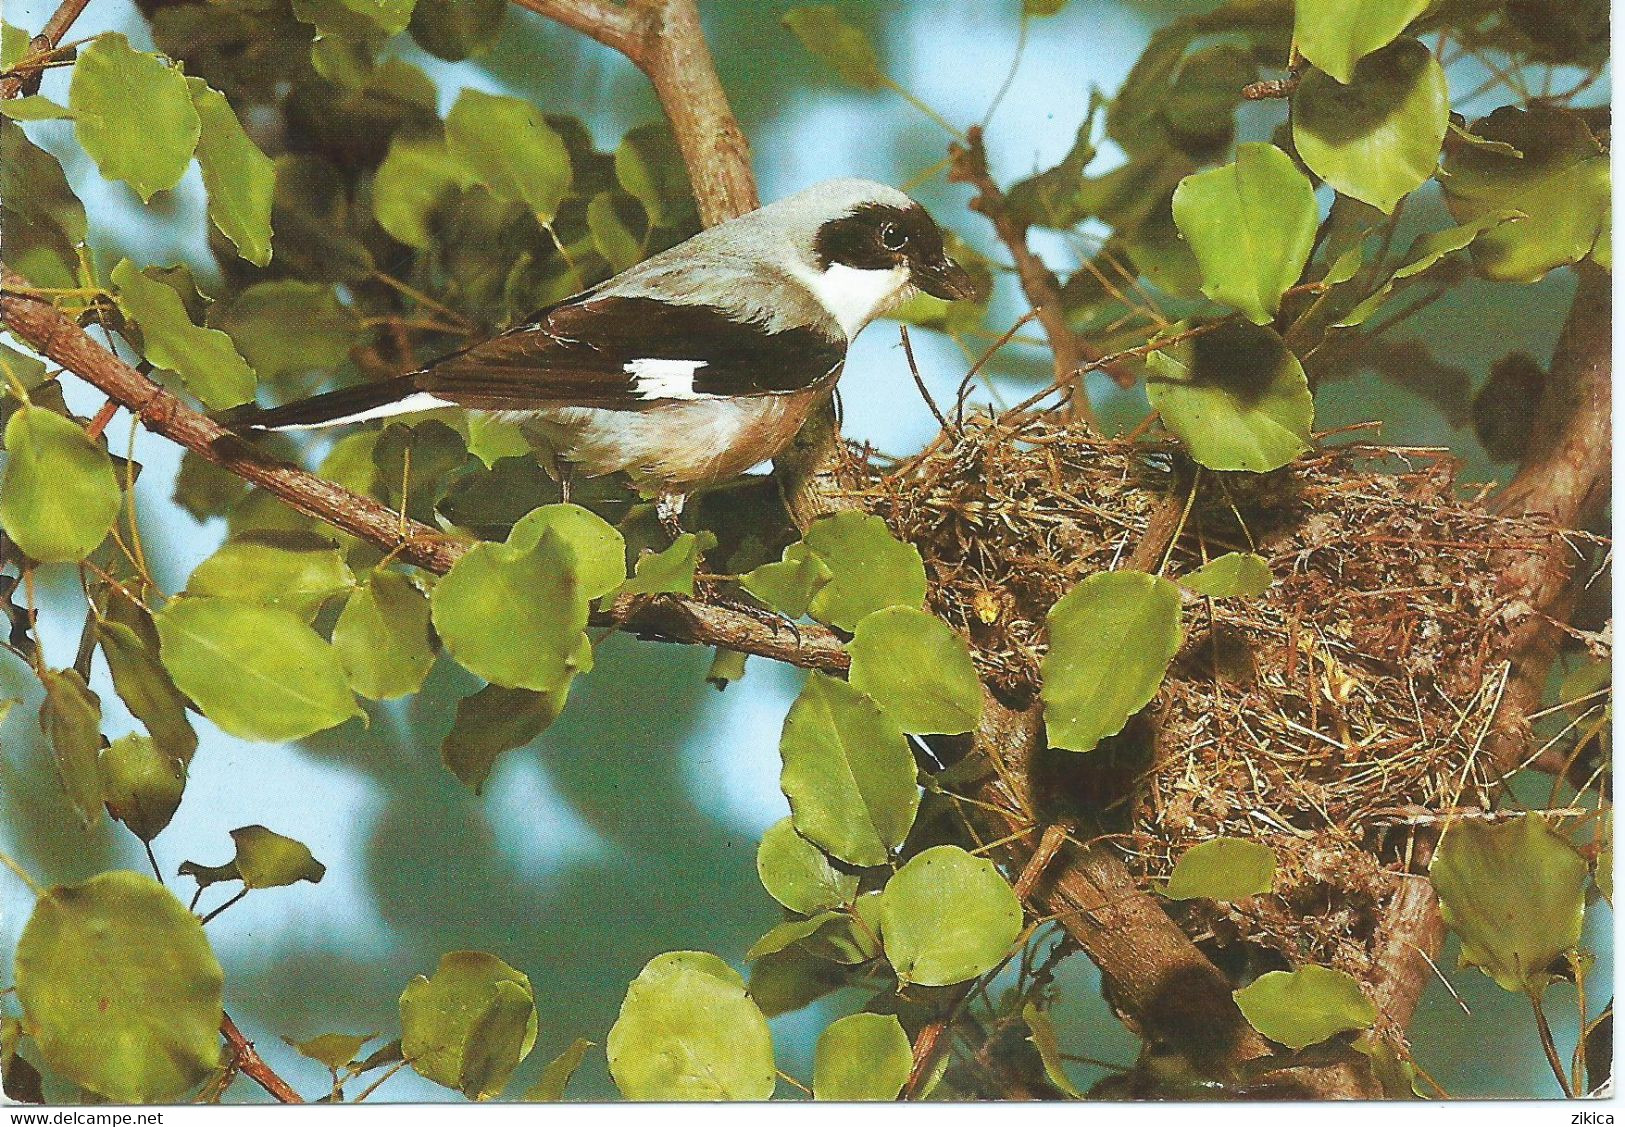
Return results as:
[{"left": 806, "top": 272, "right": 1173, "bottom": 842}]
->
[{"left": 848, "top": 409, "right": 1565, "bottom": 972}]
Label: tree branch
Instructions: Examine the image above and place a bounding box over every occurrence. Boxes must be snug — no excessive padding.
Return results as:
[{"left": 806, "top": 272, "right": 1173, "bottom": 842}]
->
[
  {"left": 0, "top": 0, "right": 92, "bottom": 99},
  {"left": 0, "top": 272, "right": 850, "bottom": 674},
  {"left": 220, "top": 1013, "right": 303, "bottom": 1104}
]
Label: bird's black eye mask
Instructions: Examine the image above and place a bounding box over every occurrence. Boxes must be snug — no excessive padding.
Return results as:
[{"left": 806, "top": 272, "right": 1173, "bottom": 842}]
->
[{"left": 813, "top": 202, "right": 947, "bottom": 275}]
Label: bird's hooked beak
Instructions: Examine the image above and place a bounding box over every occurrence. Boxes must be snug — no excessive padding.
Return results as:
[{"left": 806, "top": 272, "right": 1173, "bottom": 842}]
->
[{"left": 912, "top": 253, "right": 978, "bottom": 302}]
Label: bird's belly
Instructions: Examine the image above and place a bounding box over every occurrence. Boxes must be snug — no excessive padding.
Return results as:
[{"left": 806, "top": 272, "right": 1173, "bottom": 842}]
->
[{"left": 526, "top": 389, "right": 825, "bottom": 492}]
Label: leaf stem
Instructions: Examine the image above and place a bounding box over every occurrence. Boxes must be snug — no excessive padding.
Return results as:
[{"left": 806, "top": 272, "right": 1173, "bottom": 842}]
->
[
  {"left": 351, "top": 1057, "right": 410, "bottom": 1103},
  {"left": 200, "top": 887, "right": 249, "bottom": 925},
  {"left": 1529, "top": 990, "right": 1576, "bottom": 1098},
  {"left": 882, "top": 77, "right": 967, "bottom": 141},
  {"left": 0, "top": 847, "right": 42, "bottom": 896}
]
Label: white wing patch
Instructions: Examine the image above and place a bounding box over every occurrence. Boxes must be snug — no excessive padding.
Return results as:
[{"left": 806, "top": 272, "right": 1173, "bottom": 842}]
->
[{"left": 626, "top": 357, "right": 714, "bottom": 401}]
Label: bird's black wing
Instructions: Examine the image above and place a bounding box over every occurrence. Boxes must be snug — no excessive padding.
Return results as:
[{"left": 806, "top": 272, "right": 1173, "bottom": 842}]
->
[{"left": 416, "top": 295, "right": 846, "bottom": 411}]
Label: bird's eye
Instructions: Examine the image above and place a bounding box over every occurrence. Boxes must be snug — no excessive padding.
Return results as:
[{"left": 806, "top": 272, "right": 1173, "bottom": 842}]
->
[{"left": 878, "top": 222, "right": 908, "bottom": 251}]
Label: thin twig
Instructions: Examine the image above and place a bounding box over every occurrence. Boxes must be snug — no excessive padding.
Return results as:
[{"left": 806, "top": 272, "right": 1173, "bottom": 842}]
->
[{"left": 221, "top": 1013, "right": 305, "bottom": 1104}]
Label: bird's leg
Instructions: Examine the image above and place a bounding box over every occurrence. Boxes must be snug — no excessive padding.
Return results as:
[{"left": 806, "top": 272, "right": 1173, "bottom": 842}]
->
[
  {"left": 655, "top": 491, "right": 687, "bottom": 541},
  {"left": 558, "top": 462, "right": 573, "bottom": 506}
]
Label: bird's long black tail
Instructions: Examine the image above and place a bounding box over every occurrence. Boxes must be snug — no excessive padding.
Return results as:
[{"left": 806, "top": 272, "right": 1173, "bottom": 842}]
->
[{"left": 214, "top": 375, "right": 426, "bottom": 431}]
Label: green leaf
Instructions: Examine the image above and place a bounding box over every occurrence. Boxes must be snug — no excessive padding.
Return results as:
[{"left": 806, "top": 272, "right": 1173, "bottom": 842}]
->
[
  {"left": 372, "top": 123, "right": 474, "bottom": 248},
  {"left": 756, "top": 816, "right": 858, "bottom": 915},
  {"left": 39, "top": 669, "right": 103, "bottom": 827},
  {"left": 1430, "top": 814, "right": 1588, "bottom": 996},
  {"left": 1293, "top": 39, "right": 1448, "bottom": 214},
  {"left": 740, "top": 541, "right": 833, "bottom": 617},
  {"left": 111, "top": 260, "right": 256, "bottom": 410},
  {"left": 185, "top": 532, "right": 356, "bottom": 620},
  {"left": 1024, "top": 0, "right": 1070, "bottom": 15},
  {"left": 16, "top": 872, "right": 224, "bottom": 1102},
  {"left": 156, "top": 597, "right": 363, "bottom": 742},
  {"left": 607, "top": 951, "right": 775, "bottom": 1100},
  {"left": 847, "top": 606, "right": 982, "bottom": 735},
  {"left": 225, "top": 824, "right": 326, "bottom": 888},
  {"left": 706, "top": 647, "right": 748, "bottom": 689},
  {"left": 615, "top": 123, "right": 695, "bottom": 230},
  {"left": 208, "top": 276, "right": 356, "bottom": 382},
  {"left": 1171, "top": 142, "right": 1318, "bottom": 325},
  {"left": 782, "top": 6, "right": 885, "bottom": 91},
  {"left": 524, "top": 1037, "right": 594, "bottom": 1101},
  {"left": 1005, "top": 112, "right": 1099, "bottom": 229},
  {"left": 813, "top": 1013, "right": 911, "bottom": 1101},
  {"left": 446, "top": 89, "right": 572, "bottom": 225},
  {"left": 0, "top": 95, "right": 72, "bottom": 120},
  {"left": 1041, "top": 571, "right": 1183, "bottom": 753},
  {"left": 409, "top": 0, "right": 506, "bottom": 60},
  {"left": 400, "top": 951, "right": 538, "bottom": 1100},
  {"left": 1163, "top": 837, "right": 1277, "bottom": 900},
  {"left": 69, "top": 35, "right": 200, "bottom": 201},
  {"left": 1292, "top": 0, "right": 1429, "bottom": 84},
  {"left": 802, "top": 512, "right": 927, "bottom": 632},
  {"left": 441, "top": 681, "right": 571, "bottom": 793},
  {"left": 432, "top": 525, "right": 592, "bottom": 691},
  {"left": 2, "top": 21, "right": 29, "bottom": 67},
  {"left": 1233, "top": 965, "right": 1377, "bottom": 1049},
  {"left": 1, "top": 405, "right": 121, "bottom": 562},
  {"left": 292, "top": 0, "right": 415, "bottom": 38},
  {"left": 744, "top": 911, "right": 844, "bottom": 962},
  {"left": 779, "top": 673, "right": 919, "bottom": 867},
  {"left": 1442, "top": 105, "right": 1610, "bottom": 283},
  {"left": 747, "top": 949, "right": 847, "bottom": 1018},
  {"left": 1334, "top": 210, "right": 1524, "bottom": 327},
  {"left": 287, "top": 1032, "right": 375, "bottom": 1071},
  {"left": 879, "top": 845, "right": 1024, "bottom": 986},
  {"left": 1181, "top": 552, "right": 1273, "bottom": 598},
  {"left": 332, "top": 571, "right": 435, "bottom": 700},
  {"left": 1022, "top": 1004, "right": 1082, "bottom": 1098},
  {"left": 100, "top": 735, "right": 185, "bottom": 842},
  {"left": 1146, "top": 321, "right": 1313, "bottom": 472},
  {"left": 97, "top": 616, "right": 198, "bottom": 763},
  {"left": 618, "top": 531, "right": 715, "bottom": 598},
  {"left": 187, "top": 79, "right": 275, "bottom": 266},
  {"left": 588, "top": 191, "right": 646, "bottom": 272},
  {"left": 1, "top": 119, "right": 83, "bottom": 289}
]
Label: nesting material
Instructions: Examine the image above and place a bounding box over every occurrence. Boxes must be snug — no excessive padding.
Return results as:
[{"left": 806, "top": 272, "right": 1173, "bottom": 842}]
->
[{"left": 853, "top": 410, "right": 1563, "bottom": 970}]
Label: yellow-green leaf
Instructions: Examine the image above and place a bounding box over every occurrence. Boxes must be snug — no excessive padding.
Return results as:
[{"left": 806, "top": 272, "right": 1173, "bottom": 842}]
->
[
  {"left": 756, "top": 816, "right": 858, "bottom": 915},
  {"left": 187, "top": 79, "right": 275, "bottom": 266},
  {"left": 813, "top": 1013, "right": 911, "bottom": 1100},
  {"left": 446, "top": 89, "right": 572, "bottom": 224},
  {"left": 1181, "top": 552, "right": 1273, "bottom": 598},
  {"left": 1163, "top": 837, "right": 1277, "bottom": 900},
  {"left": 112, "top": 260, "right": 256, "bottom": 410},
  {"left": 69, "top": 35, "right": 200, "bottom": 201},
  {"left": 524, "top": 1037, "right": 593, "bottom": 1101},
  {"left": 847, "top": 606, "right": 982, "bottom": 735},
  {"left": 1292, "top": 0, "right": 1430, "bottom": 84},
  {"left": 607, "top": 951, "right": 775, "bottom": 1100},
  {"left": 1041, "top": 571, "right": 1182, "bottom": 753},
  {"left": 1, "top": 405, "right": 121, "bottom": 562},
  {"left": 1233, "top": 965, "right": 1377, "bottom": 1049},
  {"left": 15, "top": 871, "right": 224, "bottom": 1102},
  {"left": 39, "top": 668, "right": 103, "bottom": 827},
  {"left": 185, "top": 532, "right": 356, "bottom": 621},
  {"left": 1171, "top": 143, "right": 1318, "bottom": 325},
  {"left": 228, "top": 824, "right": 326, "bottom": 889},
  {"left": 440, "top": 680, "right": 572, "bottom": 793},
  {"left": 97, "top": 616, "right": 198, "bottom": 763},
  {"left": 618, "top": 531, "right": 715, "bottom": 598},
  {"left": 1022, "top": 1004, "right": 1082, "bottom": 1098},
  {"left": 782, "top": 6, "right": 885, "bottom": 91},
  {"left": 100, "top": 734, "right": 185, "bottom": 842},
  {"left": 740, "top": 541, "right": 832, "bottom": 617},
  {"left": 803, "top": 512, "right": 927, "bottom": 632},
  {"left": 400, "top": 951, "right": 538, "bottom": 1100},
  {"left": 332, "top": 571, "right": 435, "bottom": 700},
  {"left": 879, "top": 845, "right": 1024, "bottom": 986}
]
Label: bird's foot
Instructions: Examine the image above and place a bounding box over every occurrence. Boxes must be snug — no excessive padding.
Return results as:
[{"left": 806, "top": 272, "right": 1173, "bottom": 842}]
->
[{"left": 655, "top": 491, "right": 687, "bottom": 542}]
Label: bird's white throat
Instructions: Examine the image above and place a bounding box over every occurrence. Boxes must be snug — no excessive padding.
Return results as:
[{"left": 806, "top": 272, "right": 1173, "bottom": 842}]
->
[{"left": 791, "top": 261, "right": 912, "bottom": 338}]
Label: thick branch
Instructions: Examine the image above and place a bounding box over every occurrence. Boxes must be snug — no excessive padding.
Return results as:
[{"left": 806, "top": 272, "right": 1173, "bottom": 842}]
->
[
  {"left": 221, "top": 1013, "right": 303, "bottom": 1104},
  {"left": 0, "top": 273, "right": 849, "bottom": 673},
  {"left": 0, "top": 0, "right": 91, "bottom": 99}
]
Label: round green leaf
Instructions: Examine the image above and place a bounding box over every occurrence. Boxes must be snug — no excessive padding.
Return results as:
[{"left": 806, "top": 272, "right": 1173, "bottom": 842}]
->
[
  {"left": 813, "top": 1013, "right": 911, "bottom": 1101},
  {"left": 187, "top": 78, "right": 275, "bottom": 266},
  {"left": 332, "top": 571, "right": 435, "bottom": 700},
  {"left": 208, "top": 280, "right": 357, "bottom": 382},
  {"left": 607, "top": 951, "right": 775, "bottom": 1101},
  {"left": 1, "top": 405, "right": 121, "bottom": 563},
  {"left": 69, "top": 35, "right": 200, "bottom": 201},
  {"left": 431, "top": 525, "right": 591, "bottom": 691},
  {"left": 1041, "top": 571, "right": 1183, "bottom": 753},
  {"left": 1146, "top": 321, "right": 1313, "bottom": 472},
  {"left": 15, "top": 871, "right": 224, "bottom": 1102},
  {"left": 287, "top": 1032, "right": 375, "bottom": 1071},
  {"left": 1180, "top": 552, "right": 1273, "bottom": 598},
  {"left": 802, "top": 512, "right": 927, "bottom": 632},
  {"left": 1442, "top": 105, "right": 1610, "bottom": 283},
  {"left": 782, "top": 6, "right": 885, "bottom": 91},
  {"left": 39, "top": 668, "right": 104, "bottom": 827},
  {"left": 848, "top": 606, "right": 983, "bottom": 735},
  {"left": 100, "top": 734, "right": 185, "bottom": 842},
  {"left": 615, "top": 123, "right": 695, "bottom": 230},
  {"left": 185, "top": 533, "right": 356, "bottom": 621},
  {"left": 155, "top": 597, "right": 363, "bottom": 742},
  {"left": 372, "top": 124, "right": 475, "bottom": 249},
  {"left": 1022, "top": 1003, "right": 1083, "bottom": 1098},
  {"left": 400, "top": 951, "right": 538, "bottom": 1100},
  {"left": 229, "top": 825, "right": 326, "bottom": 889},
  {"left": 446, "top": 89, "right": 572, "bottom": 224},
  {"left": 779, "top": 673, "right": 919, "bottom": 867},
  {"left": 1171, "top": 142, "right": 1317, "bottom": 325},
  {"left": 1429, "top": 814, "right": 1588, "bottom": 996},
  {"left": 740, "top": 541, "right": 833, "bottom": 617},
  {"left": 440, "top": 680, "right": 572, "bottom": 794},
  {"left": 112, "top": 260, "right": 256, "bottom": 410},
  {"left": 1233, "top": 965, "right": 1377, "bottom": 1049},
  {"left": 756, "top": 816, "right": 858, "bottom": 915},
  {"left": 96, "top": 617, "right": 198, "bottom": 763},
  {"left": 1162, "top": 837, "right": 1277, "bottom": 901},
  {"left": 1294, "top": 39, "right": 1448, "bottom": 214},
  {"left": 1292, "top": 0, "right": 1430, "bottom": 84},
  {"left": 879, "top": 845, "right": 1024, "bottom": 986},
  {"left": 588, "top": 191, "right": 645, "bottom": 272},
  {"left": 744, "top": 911, "right": 844, "bottom": 963},
  {"left": 747, "top": 949, "right": 846, "bottom": 1018}
]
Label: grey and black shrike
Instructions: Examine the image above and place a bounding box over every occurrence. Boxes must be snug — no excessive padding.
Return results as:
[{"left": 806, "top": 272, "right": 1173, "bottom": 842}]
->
[{"left": 224, "top": 179, "right": 976, "bottom": 528}]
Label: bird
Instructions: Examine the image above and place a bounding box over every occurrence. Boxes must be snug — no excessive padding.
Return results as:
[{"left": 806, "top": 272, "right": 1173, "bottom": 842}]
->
[{"left": 221, "top": 178, "right": 976, "bottom": 533}]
